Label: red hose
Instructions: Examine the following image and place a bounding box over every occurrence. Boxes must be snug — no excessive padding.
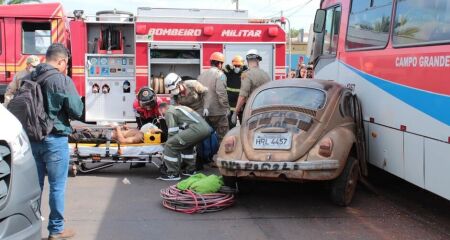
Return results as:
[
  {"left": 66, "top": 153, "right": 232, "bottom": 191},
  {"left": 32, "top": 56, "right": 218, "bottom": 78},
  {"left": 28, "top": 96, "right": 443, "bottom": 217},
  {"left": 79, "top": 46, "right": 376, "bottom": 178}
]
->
[{"left": 160, "top": 185, "right": 235, "bottom": 214}]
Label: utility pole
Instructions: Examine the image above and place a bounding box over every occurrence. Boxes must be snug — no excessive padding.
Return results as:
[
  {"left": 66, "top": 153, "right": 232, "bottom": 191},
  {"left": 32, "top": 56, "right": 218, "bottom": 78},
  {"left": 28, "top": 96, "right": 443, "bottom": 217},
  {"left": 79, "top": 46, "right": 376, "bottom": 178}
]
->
[{"left": 232, "top": 0, "right": 239, "bottom": 11}]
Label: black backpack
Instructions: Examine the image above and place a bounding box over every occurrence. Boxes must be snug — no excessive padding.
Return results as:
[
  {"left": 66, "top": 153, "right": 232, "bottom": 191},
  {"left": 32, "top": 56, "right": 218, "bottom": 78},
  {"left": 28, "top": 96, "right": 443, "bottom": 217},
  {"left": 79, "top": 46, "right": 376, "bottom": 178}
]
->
[{"left": 7, "top": 71, "right": 55, "bottom": 141}]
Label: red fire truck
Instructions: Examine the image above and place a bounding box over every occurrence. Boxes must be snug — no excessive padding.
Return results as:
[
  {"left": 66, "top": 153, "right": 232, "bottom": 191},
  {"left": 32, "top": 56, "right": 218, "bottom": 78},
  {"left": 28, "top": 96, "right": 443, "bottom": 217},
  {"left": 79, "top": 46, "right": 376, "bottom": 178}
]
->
[{"left": 0, "top": 3, "right": 286, "bottom": 122}]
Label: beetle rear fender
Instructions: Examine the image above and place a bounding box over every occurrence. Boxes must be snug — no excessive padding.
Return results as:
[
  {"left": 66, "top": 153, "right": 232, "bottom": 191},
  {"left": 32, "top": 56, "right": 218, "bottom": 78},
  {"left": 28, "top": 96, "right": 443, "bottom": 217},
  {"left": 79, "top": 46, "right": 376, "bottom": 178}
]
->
[{"left": 307, "top": 126, "right": 356, "bottom": 179}]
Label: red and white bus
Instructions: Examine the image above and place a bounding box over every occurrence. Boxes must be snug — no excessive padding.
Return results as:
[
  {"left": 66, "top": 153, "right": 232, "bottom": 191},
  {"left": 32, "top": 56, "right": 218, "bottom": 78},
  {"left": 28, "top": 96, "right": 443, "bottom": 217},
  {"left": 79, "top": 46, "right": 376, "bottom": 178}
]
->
[{"left": 310, "top": 0, "right": 449, "bottom": 199}]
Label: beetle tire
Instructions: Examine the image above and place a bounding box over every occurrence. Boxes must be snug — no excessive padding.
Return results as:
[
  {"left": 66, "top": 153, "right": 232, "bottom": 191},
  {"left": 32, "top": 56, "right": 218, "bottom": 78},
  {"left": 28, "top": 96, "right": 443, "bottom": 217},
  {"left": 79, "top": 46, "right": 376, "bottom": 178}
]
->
[{"left": 330, "top": 156, "right": 359, "bottom": 206}]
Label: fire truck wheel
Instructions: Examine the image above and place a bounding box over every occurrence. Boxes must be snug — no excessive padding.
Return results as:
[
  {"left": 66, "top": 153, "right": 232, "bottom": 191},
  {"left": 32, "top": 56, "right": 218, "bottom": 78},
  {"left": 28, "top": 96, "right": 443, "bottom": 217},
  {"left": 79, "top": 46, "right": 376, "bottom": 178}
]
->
[
  {"left": 330, "top": 156, "right": 359, "bottom": 206},
  {"left": 69, "top": 164, "right": 78, "bottom": 177}
]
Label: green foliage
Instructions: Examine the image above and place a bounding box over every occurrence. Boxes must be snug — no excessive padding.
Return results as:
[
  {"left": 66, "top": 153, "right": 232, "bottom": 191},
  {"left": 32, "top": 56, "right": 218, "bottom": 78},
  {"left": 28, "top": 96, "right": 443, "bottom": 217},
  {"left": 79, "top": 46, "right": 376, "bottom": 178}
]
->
[
  {"left": 289, "top": 28, "right": 300, "bottom": 38},
  {"left": 2, "top": 0, "right": 41, "bottom": 4}
]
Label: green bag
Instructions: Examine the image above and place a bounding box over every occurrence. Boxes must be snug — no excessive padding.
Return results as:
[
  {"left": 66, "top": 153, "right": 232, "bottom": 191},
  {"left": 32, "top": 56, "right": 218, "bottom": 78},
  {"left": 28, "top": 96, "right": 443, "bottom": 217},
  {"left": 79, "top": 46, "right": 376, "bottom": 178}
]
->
[
  {"left": 176, "top": 173, "right": 206, "bottom": 191},
  {"left": 190, "top": 175, "right": 224, "bottom": 194},
  {"left": 176, "top": 174, "right": 224, "bottom": 194}
]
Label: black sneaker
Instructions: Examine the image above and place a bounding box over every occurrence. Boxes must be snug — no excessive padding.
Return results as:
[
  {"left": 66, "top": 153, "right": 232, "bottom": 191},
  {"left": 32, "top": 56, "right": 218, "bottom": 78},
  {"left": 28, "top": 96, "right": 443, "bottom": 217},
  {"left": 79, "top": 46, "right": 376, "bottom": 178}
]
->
[
  {"left": 157, "top": 173, "right": 181, "bottom": 181},
  {"left": 181, "top": 170, "right": 197, "bottom": 177}
]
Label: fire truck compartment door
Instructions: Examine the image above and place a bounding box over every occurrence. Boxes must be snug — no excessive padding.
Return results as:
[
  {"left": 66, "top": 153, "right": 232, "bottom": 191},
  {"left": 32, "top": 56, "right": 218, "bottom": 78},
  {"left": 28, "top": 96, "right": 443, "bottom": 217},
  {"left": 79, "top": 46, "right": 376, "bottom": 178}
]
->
[
  {"left": 150, "top": 43, "right": 200, "bottom": 50},
  {"left": 224, "top": 44, "right": 274, "bottom": 80},
  {"left": 0, "top": 19, "right": 6, "bottom": 84}
]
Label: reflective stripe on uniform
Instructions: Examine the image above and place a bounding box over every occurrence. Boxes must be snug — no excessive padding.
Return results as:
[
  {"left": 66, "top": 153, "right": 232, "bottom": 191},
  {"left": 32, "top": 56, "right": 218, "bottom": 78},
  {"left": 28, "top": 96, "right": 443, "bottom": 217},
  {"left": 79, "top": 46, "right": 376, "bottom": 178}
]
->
[
  {"left": 226, "top": 87, "right": 240, "bottom": 93},
  {"left": 180, "top": 154, "right": 195, "bottom": 159},
  {"left": 229, "top": 107, "right": 236, "bottom": 111},
  {"left": 175, "top": 107, "right": 199, "bottom": 123},
  {"left": 168, "top": 127, "right": 179, "bottom": 133},
  {"left": 164, "top": 155, "right": 179, "bottom": 162}
]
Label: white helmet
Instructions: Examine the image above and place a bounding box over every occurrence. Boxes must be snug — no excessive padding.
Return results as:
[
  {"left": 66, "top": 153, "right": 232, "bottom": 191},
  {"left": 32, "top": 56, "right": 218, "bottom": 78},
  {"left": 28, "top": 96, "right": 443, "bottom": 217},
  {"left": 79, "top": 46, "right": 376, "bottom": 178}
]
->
[
  {"left": 246, "top": 49, "right": 262, "bottom": 61},
  {"left": 164, "top": 73, "right": 181, "bottom": 95}
]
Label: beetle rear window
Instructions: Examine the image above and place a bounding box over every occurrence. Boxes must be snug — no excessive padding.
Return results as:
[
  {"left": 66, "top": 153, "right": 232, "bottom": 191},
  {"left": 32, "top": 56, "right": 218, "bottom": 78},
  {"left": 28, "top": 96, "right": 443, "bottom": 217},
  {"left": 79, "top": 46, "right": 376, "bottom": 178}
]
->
[{"left": 252, "top": 87, "right": 326, "bottom": 110}]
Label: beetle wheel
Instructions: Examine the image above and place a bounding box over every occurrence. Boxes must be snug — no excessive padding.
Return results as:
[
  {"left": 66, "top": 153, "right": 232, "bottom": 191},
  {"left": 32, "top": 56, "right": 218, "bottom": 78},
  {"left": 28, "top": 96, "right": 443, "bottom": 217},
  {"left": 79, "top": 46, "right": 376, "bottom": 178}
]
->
[{"left": 330, "top": 156, "right": 359, "bottom": 206}]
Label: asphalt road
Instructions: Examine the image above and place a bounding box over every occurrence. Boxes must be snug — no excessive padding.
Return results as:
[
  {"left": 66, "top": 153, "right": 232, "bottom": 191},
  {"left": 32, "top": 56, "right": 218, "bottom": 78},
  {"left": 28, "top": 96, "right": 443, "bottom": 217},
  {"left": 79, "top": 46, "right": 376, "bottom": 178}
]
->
[{"left": 41, "top": 165, "right": 450, "bottom": 240}]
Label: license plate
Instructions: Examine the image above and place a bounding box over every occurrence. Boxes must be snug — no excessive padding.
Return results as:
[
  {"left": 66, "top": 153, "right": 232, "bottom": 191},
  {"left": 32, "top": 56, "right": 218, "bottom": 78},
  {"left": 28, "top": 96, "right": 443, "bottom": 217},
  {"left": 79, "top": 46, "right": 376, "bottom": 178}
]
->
[{"left": 253, "top": 132, "right": 292, "bottom": 150}]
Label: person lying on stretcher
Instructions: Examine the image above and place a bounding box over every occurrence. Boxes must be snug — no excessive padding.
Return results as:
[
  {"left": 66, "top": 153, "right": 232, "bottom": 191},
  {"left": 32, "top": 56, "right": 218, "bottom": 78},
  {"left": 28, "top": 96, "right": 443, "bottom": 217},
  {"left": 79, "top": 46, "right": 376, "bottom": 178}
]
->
[
  {"left": 70, "top": 103, "right": 170, "bottom": 144},
  {"left": 69, "top": 122, "right": 162, "bottom": 144}
]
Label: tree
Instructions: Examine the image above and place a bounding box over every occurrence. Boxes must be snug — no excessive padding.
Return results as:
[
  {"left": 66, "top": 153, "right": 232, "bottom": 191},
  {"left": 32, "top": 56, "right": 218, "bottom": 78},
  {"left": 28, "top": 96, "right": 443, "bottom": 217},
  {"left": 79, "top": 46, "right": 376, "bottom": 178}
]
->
[
  {"left": 1, "top": 0, "right": 41, "bottom": 4},
  {"left": 289, "top": 28, "right": 300, "bottom": 38}
]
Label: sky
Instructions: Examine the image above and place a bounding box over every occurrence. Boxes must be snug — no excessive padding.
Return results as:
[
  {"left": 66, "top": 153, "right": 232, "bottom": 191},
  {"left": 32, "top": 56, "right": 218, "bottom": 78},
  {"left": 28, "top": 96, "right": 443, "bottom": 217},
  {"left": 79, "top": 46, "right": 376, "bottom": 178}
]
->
[{"left": 42, "top": 0, "right": 320, "bottom": 31}]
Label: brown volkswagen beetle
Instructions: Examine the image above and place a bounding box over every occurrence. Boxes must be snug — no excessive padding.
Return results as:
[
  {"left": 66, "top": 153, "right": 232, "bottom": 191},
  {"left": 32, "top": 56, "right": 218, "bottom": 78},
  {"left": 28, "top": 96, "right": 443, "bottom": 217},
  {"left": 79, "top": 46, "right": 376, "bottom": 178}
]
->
[{"left": 217, "top": 79, "right": 367, "bottom": 206}]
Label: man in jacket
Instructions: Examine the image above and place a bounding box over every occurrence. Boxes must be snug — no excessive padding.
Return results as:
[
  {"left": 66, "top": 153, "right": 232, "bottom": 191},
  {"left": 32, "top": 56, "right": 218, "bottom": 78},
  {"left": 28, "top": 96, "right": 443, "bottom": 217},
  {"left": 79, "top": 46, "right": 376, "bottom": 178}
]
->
[
  {"left": 3, "top": 55, "right": 40, "bottom": 107},
  {"left": 158, "top": 103, "right": 211, "bottom": 180},
  {"left": 223, "top": 55, "right": 247, "bottom": 128},
  {"left": 231, "top": 49, "right": 271, "bottom": 125},
  {"left": 30, "top": 43, "right": 83, "bottom": 240},
  {"left": 198, "top": 52, "right": 229, "bottom": 143},
  {"left": 164, "top": 72, "right": 208, "bottom": 116}
]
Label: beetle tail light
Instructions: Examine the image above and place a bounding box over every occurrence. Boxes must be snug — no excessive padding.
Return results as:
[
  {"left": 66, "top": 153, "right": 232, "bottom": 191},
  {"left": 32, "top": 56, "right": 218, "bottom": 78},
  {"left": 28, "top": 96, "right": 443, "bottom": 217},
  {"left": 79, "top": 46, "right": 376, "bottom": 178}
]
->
[
  {"left": 224, "top": 136, "right": 236, "bottom": 153},
  {"left": 318, "top": 137, "right": 333, "bottom": 157}
]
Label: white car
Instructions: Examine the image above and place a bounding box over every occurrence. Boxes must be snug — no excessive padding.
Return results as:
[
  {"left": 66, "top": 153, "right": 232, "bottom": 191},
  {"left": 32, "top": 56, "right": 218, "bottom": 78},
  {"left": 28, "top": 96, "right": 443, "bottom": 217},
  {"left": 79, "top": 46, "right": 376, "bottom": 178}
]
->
[{"left": 0, "top": 104, "right": 41, "bottom": 239}]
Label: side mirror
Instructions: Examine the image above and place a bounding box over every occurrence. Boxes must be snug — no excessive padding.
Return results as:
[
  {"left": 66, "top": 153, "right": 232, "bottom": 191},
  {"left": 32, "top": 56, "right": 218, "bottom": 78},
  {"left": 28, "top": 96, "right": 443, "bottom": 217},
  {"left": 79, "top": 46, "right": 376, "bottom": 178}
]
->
[{"left": 313, "top": 9, "right": 326, "bottom": 33}]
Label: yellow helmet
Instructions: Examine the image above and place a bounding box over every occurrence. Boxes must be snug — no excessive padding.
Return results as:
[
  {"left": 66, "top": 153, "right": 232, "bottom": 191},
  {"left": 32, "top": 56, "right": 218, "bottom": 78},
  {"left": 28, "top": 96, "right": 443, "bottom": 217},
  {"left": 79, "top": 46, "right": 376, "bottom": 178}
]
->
[{"left": 231, "top": 55, "right": 244, "bottom": 66}]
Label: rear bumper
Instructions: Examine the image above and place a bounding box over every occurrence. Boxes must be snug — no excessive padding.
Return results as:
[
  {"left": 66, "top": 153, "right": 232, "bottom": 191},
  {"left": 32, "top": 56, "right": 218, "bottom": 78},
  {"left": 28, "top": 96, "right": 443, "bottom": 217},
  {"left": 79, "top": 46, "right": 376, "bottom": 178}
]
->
[
  {"left": 217, "top": 159, "right": 339, "bottom": 171},
  {"left": 217, "top": 158, "right": 340, "bottom": 181}
]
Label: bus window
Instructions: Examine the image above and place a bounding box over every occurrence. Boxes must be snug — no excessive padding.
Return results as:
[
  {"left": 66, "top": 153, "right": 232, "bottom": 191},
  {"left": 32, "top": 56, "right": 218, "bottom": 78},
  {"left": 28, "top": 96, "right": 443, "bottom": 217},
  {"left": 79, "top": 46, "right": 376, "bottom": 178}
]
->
[
  {"left": 393, "top": 0, "right": 450, "bottom": 46},
  {"left": 346, "top": 0, "right": 393, "bottom": 50},
  {"left": 22, "top": 22, "right": 51, "bottom": 54},
  {"left": 322, "top": 6, "right": 341, "bottom": 55}
]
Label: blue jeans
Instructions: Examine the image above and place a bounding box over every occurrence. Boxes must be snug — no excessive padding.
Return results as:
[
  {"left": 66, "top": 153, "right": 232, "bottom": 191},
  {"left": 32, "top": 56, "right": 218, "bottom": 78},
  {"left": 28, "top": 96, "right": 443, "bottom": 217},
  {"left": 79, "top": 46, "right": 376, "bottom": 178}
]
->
[{"left": 31, "top": 134, "right": 69, "bottom": 235}]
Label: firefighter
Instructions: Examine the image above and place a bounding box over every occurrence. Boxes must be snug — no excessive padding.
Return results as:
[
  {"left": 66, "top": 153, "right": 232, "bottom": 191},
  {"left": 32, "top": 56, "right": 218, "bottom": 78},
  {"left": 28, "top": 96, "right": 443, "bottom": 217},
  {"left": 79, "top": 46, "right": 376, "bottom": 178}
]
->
[
  {"left": 164, "top": 72, "right": 208, "bottom": 116},
  {"left": 231, "top": 49, "right": 271, "bottom": 125},
  {"left": 158, "top": 103, "right": 211, "bottom": 181},
  {"left": 133, "top": 87, "right": 168, "bottom": 142},
  {"left": 3, "top": 55, "right": 40, "bottom": 107},
  {"left": 223, "top": 55, "right": 248, "bottom": 128},
  {"left": 198, "top": 52, "right": 229, "bottom": 143}
]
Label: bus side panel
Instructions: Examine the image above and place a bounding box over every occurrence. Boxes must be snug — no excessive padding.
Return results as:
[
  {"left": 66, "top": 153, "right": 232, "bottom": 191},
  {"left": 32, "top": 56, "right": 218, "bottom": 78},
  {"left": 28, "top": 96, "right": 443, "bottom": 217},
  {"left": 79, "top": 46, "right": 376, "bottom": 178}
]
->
[
  {"left": 69, "top": 20, "right": 87, "bottom": 96},
  {"left": 404, "top": 133, "right": 425, "bottom": 188},
  {"left": 136, "top": 42, "right": 148, "bottom": 92},
  {"left": 368, "top": 123, "right": 404, "bottom": 178},
  {"left": 425, "top": 140, "right": 450, "bottom": 200}
]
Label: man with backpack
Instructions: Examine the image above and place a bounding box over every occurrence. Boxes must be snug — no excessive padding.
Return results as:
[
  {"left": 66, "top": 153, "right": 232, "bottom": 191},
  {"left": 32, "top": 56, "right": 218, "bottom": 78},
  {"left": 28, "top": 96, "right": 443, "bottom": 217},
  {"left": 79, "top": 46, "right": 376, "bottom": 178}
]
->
[{"left": 9, "top": 43, "right": 83, "bottom": 240}]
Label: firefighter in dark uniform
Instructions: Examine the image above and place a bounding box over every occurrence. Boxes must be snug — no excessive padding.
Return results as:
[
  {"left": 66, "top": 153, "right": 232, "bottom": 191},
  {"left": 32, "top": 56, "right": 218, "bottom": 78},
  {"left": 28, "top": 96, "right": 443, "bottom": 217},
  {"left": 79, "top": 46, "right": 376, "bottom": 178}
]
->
[
  {"left": 223, "top": 55, "right": 248, "bottom": 128},
  {"left": 157, "top": 104, "right": 212, "bottom": 181}
]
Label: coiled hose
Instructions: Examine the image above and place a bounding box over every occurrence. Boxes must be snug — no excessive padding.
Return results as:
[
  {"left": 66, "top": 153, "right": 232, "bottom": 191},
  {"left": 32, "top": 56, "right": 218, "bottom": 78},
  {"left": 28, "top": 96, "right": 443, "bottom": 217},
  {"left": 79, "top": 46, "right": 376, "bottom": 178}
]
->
[{"left": 160, "top": 185, "right": 235, "bottom": 214}]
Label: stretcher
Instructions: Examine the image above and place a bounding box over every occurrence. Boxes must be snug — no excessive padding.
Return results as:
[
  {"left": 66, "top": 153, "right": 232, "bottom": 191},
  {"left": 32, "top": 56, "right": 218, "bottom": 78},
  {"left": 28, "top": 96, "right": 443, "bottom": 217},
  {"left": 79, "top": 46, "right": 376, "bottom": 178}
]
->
[{"left": 69, "top": 137, "right": 164, "bottom": 177}]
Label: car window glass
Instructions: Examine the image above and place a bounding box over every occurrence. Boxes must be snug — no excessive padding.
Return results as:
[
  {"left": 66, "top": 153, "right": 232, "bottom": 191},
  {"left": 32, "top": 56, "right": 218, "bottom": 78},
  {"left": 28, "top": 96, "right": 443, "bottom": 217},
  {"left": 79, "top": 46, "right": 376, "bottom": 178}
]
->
[
  {"left": 393, "top": 0, "right": 450, "bottom": 46},
  {"left": 346, "top": 0, "right": 393, "bottom": 50},
  {"left": 22, "top": 22, "right": 51, "bottom": 54},
  {"left": 252, "top": 87, "right": 326, "bottom": 110}
]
